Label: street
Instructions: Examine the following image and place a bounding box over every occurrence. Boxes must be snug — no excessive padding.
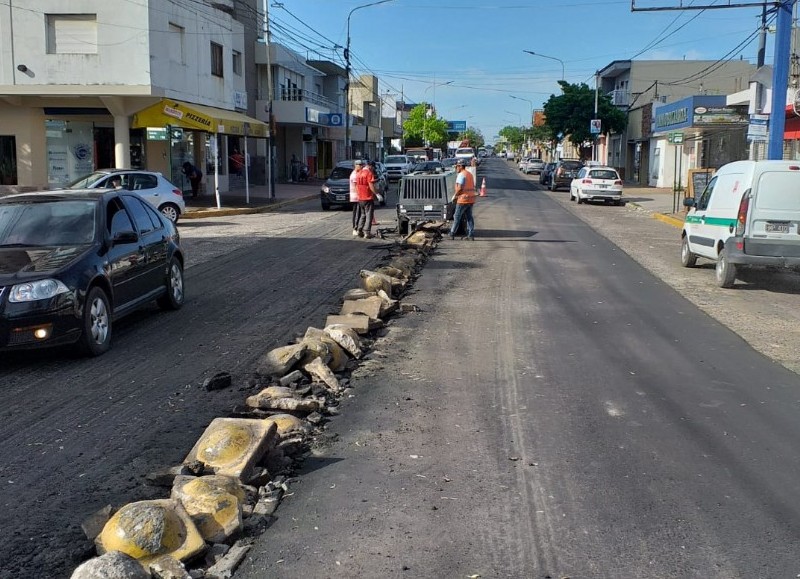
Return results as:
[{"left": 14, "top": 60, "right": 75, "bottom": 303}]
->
[{"left": 2, "top": 159, "right": 800, "bottom": 578}]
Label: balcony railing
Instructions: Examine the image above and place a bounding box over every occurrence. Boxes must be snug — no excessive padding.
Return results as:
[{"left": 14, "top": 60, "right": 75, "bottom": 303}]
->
[
  {"left": 608, "top": 90, "right": 630, "bottom": 107},
  {"left": 274, "top": 87, "right": 338, "bottom": 109}
]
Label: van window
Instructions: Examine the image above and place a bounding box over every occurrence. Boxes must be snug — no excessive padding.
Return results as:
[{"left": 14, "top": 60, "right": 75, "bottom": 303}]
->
[
  {"left": 755, "top": 171, "right": 800, "bottom": 211},
  {"left": 696, "top": 176, "right": 716, "bottom": 211}
]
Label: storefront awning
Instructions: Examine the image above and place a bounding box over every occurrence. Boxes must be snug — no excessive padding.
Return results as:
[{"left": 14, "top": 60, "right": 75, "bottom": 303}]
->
[{"left": 132, "top": 99, "right": 268, "bottom": 137}]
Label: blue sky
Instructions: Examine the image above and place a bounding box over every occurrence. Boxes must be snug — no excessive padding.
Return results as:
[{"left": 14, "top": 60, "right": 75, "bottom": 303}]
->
[{"left": 270, "top": 0, "right": 774, "bottom": 142}]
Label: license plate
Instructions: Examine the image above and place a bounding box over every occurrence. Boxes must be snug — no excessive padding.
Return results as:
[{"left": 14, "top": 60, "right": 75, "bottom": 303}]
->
[
  {"left": 598, "top": 184, "right": 609, "bottom": 189},
  {"left": 336, "top": 195, "right": 347, "bottom": 201},
  {"left": 424, "top": 205, "right": 433, "bottom": 211},
  {"left": 766, "top": 222, "right": 789, "bottom": 233}
]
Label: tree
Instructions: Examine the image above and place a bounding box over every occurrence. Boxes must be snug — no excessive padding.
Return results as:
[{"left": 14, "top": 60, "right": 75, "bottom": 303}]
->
[
  {"left": 543, "top": 81, "right": 627, "bottom": 160},
  {"left": 458, "top": 127, "right": 484, "bottom": 149},
  {"left": 498, "top": 125, "right": 525, "bottom": 150},
  {"left": 402, "top": 104, "right": 450, "bottom": 149}
]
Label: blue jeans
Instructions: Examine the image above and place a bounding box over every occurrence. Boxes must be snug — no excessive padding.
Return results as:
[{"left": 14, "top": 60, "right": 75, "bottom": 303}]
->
[{"left": 450, "top": 203, "right": 474, "bottom": 238}]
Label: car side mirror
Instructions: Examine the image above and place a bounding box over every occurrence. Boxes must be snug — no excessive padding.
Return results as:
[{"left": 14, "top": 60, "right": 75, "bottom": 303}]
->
[
  {"left": 113, "top": 230, "right": 139, "bottom": 245},
  {"left": 683, "top": 197, "right": 696, "bottom": 208}
]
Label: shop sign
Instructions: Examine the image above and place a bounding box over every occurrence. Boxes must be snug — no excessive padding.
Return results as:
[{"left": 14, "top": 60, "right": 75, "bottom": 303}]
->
[
  {"left": 693, "top": 106, "right": 747, "bottom": 124},
  {"left": 747, "top": 114, "right": 768, "bottom": 141},
  {"left": 147, "top": 127, "right": 168, "bottom": 141},
  {"left": 656, "top": 107, "right": 689, "bottom": 129},
  {"left": 233, "top": 91, "right": 247, "bottom": 110},
  {"left": 668, "top": 132, "right": 684, "bottom": 144}
]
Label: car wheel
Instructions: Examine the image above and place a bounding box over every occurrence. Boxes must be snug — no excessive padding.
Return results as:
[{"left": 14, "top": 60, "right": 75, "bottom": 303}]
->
[
  {"left": 680, "top": 236, "right": 697, "bottom": 267},
  {"left": 158, "top": 257, "right": 185, "bottom": 310},
  {"left": 160, "top": 203, "right": 180, "bottom": 223},
  {"left": 576, "top": 194, "right": 584, "bottom": 204},
  {"left": 79, "top": 286, "right": 112, "bottom": 356},
  {"left": 715, "top": 247, "right": 736, "bottom": 288}
]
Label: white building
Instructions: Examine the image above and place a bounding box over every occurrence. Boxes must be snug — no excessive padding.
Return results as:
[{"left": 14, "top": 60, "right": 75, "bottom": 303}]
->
[{"left": 0, "top": 0, "right": 267, "bottom": 192}]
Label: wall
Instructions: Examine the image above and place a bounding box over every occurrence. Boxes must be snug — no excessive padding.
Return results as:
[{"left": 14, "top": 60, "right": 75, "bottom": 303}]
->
[{"left": 0, "top": 106, "right": 46, "bottom": 188}]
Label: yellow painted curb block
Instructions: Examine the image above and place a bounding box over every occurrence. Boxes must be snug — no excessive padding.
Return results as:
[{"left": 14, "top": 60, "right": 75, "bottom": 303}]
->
[
  {"left": 652, "top": 212, "right": 685, "bottom": 229},
  {"left": 184, "top": 418, "right": 277, "bottom": 479},
  {"left": 181, "top": 195, "right": 318, "bottom": 220}
]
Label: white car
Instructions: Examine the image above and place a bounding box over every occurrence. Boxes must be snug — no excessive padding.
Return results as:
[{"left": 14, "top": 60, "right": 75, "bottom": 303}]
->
[
  {"left": 454, "top": 147, "right": 476, "bottom": 165},
  {"left": 569, "top": 166, "right": 623, "bottom": 205},
  {"left": 383, "top": 155, "right": 413, "bottom": 182},
  {"left": 68, "top": 169, "right": 186, "bottom": 222}
]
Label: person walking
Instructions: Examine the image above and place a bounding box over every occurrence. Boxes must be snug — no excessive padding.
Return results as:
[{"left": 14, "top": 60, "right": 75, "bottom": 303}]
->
[
  {"left": 350, "top": 159, "right": 364, "bottom": 237},
  {"left": 181, "top": 161, "right": 203, "bottom": 198},
  {"left": 449, "top": 160, "right": 476, "bottom": 241},
  {"left": 355, "top": 159, "right": 378, "bottom": 239}
]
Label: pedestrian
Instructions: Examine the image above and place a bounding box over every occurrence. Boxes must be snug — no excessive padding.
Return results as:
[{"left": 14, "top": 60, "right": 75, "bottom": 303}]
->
[
  {"left": 181, "top": 161, "right": 203, "bottom": 198},
  {"left": 355, "top": 160, "right": 378, "bottom": 239},
  {"left": 290, "top": 153, "right": 300, "bottom": 183},
  {"left": 350, "top": 159, "right": 364, "bottom": 237},
  {"left": 449, "top": 159, "right": 476, "bottom": 241},
  {"left": 230, "top": 148, "right": 244, "bottom": 176}
]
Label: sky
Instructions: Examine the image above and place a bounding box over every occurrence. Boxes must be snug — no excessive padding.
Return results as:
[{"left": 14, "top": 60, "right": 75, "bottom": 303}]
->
[{"left": 269, "top": 0, "right": 777, "bottom": 143}]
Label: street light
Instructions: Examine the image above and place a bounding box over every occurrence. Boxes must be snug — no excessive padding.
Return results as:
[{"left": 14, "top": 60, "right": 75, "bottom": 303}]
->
[
  {"left": 509, "top": 95, "right": 533, "bottom": 125},
  {"left": 522, "top": 50, "right": 565, "bottom": 81},
  {"left": 422, "top": 79, "right": 452, "bottom": 146},
  {"left": 345, "top": 0, "right": 395, "bottom": 159},
  {"left": 504, "top": 110, "right": 522, "bottom": 126}
]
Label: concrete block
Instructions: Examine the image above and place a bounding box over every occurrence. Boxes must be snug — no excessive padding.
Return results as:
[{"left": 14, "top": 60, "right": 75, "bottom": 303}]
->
[
  {"left": 255, "top": 343, "right": 307, "bottom": 377},
  {"left": 325, "top": 314, "right": 373, "bottom": 335},
  {"left": 70, "top": 551, "right": 149, "bottom": 579},
  {"left": 340, "top": 296, "right": 383, "bottom": 319},
  {"left": 81, "top": 504, "right": 113, "bottom": 541},
  {"left": 205, "top": 545, "right": 250, "bottom": 579},
  {"left": 342, "top": 288, "right": 376, "bottom": 301},
  {"left": 323, "top": 324, "right": 362, "bottom": 358},
  {"left": 171, "top": 475, "right": 245, "bottom": 543},
  {"left": 302, "top": 357, "right": 341, "bottom": 392},
  {"left": 278, "top": 369, "right": 305, "bottom": 386},
  {"left": 245, "top": 387, "right": 324, "bottom": 413},
  {"left": 148, "top": 555, "right": 191, "bottom": 579}
]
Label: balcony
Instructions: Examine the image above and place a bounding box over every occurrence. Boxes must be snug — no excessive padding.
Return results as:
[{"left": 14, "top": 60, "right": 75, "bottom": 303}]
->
[
  {"left": 256, "top": 88, "right": 341, "bottom": 125},
  {"left": 608, "top": 90, "right": 631, "bottom": 107}
]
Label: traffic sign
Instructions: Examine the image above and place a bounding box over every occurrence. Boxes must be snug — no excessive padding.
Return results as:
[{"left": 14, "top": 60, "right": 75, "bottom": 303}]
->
[
  {"left": 590, "top": 119, "right": 601, "bottom": 134},
  {"left": 668, "top": 132, "right": 684, "bottom": 144}
]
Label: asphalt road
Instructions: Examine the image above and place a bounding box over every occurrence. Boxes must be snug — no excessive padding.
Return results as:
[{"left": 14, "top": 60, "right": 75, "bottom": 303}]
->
[
  {"left": 3, "top": 159, "right": 800, "bottom": 577},
  {"left": 234, "top": 159, "right": 800, "bottom": 578}
]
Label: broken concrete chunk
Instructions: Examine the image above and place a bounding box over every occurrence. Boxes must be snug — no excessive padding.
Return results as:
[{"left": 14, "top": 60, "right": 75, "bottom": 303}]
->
[
  {"left": 325, "top": 314, "right": 373, "bottom": 335},
  {"left": 204, "top": 543, "right": 231, "bottom": 567},
  {"left": 278, "top": 369, "right": 305, "bottom": 386},
  {"left": 376, "top": 265, "right": 406, "bottom": 280},
  {"left": 303, "top": 357, "right": 341, "bottom": 392},
  {"left": 171, "top": 475, "right": 245, "bottom": 543},
  {"left": 146, "top": 465, "right": 194, "bottom": 488},
  {"left": 183, "top": 418, "right": 278, "bottom": 481},
  {"left": 95, "top": 499, "right": 205, "bottom": 566},
  {"left": 70, "top": 551, "right": 149, "bottom": 579},
  {"left": 263, "top": 413, "right": 308, "bottom": 436},
  {"left": 245, "top": 389, "right": 323, "bottom": 413},
  {"left": 255, "top": 343, "right": 307, "bottom": 377},
  {"left": 298, "top": 335, "right": 332, "bottom": 368},
  {"left": 81, "top": 504, "right": 114, "bottom": 542},
  {"left": 148, "top": 555, "right": 191, "bottom": 579},
  {"left": 359, "top": 269, "right": 393, "bottom": 295},
  {"left": 340, "top": 295, "right": 383, "bottom": 319},
  {"left": 205, "top": 545, "right": 251, "bottom": 579},
  {"left": 323, "top": 324, "right": 362, "bottom": 358},
  {"left": 342, "top": 288, "right": 377, "bottom": 301},
  {"left": 203, "top": 371, "right": 232, "bottom": 392}
]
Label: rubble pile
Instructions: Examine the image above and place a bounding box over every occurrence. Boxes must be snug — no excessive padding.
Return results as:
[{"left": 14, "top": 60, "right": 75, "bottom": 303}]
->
[{"left": 71, "top": 227, "right": 445, "bottom": 578}]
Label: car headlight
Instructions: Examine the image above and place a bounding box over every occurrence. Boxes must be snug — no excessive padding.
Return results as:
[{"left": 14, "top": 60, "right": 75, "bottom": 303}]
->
[
  {"left": 321, "top": 185, "right": 330, "bottom": 194},
  {"left": 9, "top": 279, "right": 70, "bottom": 303}
]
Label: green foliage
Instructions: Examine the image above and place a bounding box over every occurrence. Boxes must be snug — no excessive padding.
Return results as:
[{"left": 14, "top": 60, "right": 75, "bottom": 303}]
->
[
  {"left": 498, "top": 125, "right": 525, "bottom": 149},
  {"left": 402, "top": 104, "right": 450, "bottom": 149},
  {"left": 459, "top": 127, "right": 484, "bottom": 149},
  {"left": 543, "top": 81, "right": 627, "bottom": 153}
]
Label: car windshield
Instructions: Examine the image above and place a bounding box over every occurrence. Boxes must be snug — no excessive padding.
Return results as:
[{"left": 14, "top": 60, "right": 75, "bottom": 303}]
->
[
  {"left": 589, "top": 169, "right": 618, "bottom": 180},
  {"left": 329, "top": 167, "right": 353, "bottom": 180},
  {"left": 385, "top": 156, "right": 407, "bottom": 164},
  {"left": 0, "top": 200, "right": 97, "bottom": 246},
  {"left": 67, "top": 171, "right": 109, "bottom": 189},
  {"left": 561, "top": 161, "right": 583, "bottom": 170}
]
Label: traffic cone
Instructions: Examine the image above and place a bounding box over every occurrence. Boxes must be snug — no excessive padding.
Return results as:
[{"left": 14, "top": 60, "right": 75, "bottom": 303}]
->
[{"left": 480, "top": 178, "right": 487, "bottom": 197}]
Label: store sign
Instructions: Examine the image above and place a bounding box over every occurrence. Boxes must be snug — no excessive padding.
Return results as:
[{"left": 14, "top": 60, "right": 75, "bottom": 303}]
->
[
  {"left": 668, "top": 132, "right": 684, "bottom": 144},
  {"left": 447, "top": 120, "right": 467, "bottom": 132},
  {"left": 693, "top": 106, "right": 747, "bottom": 125},
  {"left": 147, "top": 127, "right": 168, "bottom": 141},
  {"left": 747, "top": 114, "right": 768, "bottom": 141},
  {"left": 656, "top": 107, "right": 689, "bottom": 129},
  {"left": 233, "top": 90, "right": 247, "bottom": 110}
]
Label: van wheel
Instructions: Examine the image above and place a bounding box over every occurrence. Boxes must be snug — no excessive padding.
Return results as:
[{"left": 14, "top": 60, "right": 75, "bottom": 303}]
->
[
  {"left": 715, "top": 248, "right": 736, "bottom": 288},
  {"left": 680, "top": 236, "right": 697, "bottom": 267}
]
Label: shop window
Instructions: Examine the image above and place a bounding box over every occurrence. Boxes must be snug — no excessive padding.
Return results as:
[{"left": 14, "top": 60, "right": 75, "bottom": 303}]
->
[
  {"left": 211, "top": 42, "right": 223, "bottom": 77},
  {"left": 46, "top": 14, "right": 97, "bottom": 54},
  {"left": 232, "top": 50, "right": 242, "bottom": 76},
  {"left": 0, "top": 136, "right": 17, "bottom": 185},
  {"left": 168, "top": 23, "right": 185, "bottom": 64}
]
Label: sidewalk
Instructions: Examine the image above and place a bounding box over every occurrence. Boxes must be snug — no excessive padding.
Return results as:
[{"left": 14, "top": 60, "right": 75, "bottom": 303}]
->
[
  {"left": 181, "top": 179, "right": 321, "bottom": 219},
  {"left": 623, "top": 183, "right": 687, "bottom": 228}
]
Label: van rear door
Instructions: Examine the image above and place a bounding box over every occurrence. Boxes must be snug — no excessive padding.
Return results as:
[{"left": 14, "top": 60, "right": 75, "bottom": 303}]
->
[{"left": 748, "top": 168, "right": 800, "bottom": 257}]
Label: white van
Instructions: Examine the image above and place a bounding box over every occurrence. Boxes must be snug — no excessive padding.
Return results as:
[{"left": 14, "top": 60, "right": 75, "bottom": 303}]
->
[{"left": 681, "top": 160, "right": 800, "bottom": 287}]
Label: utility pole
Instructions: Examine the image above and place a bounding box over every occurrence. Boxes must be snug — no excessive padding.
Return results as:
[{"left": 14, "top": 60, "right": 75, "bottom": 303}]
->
[
  {"left": 593, "top": 71, "right": 599, "bottom": 163},
  {"left": 263, "top": 0, "right": 274, "bottom": 198},
  {"left": 750, "top": 3, "right": 767, "bottom": 160}
]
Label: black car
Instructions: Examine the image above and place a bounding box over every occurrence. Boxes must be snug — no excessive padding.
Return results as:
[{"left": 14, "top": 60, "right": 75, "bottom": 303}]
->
[
  {"left": 550, "top": 159, "right": 584, "bottom": 191},
  {"left": 0, "top": 189, "right": 185, "bottom": 356},
  {"left": 539, "top": 162, "right": 556, "bottom": 186},
  {"left": 320, "top": 161, "right": 387, "bottom": 210},
  {"left": 408, "top": 161, "right": 445, "bottom": 175}
]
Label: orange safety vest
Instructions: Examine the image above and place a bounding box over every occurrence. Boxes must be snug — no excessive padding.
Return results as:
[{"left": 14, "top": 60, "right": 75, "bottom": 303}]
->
[{"left": 456, "top": 169, "right": 476, "bottom": 205}]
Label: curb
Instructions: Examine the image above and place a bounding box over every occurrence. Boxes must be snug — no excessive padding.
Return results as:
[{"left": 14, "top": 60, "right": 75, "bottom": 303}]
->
[
  {"left": 181, "top": 194, "right": 319, "bottom": 219},
  {"left": 652, "top": 212, "right": 685, "bottom": 229}
]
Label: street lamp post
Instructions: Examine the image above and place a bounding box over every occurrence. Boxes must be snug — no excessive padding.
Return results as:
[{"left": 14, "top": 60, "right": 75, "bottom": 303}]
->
[
  {"left": 345, "top": 0, "right": 394, "bottom": 159},
  {"left": 510, "top": 95, "right": 534, "bottom": 155},
  {"left": 422, "top": 79, "right": 452, "bottom": 146},
  {"left": 522, "top": 50, "right": 565, "bottom": 81}
]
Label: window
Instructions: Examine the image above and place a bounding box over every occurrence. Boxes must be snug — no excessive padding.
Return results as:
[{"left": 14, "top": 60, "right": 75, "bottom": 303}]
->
[
  {"left": 130, "top": 174, "right": 158, "bottom": 191},
  {"left": 0, "top": 136, "right": 17, "bottom": 186},
  {"left": 232, "top": 50, "right": 242, "bottom": 75},
  {"left": 168, "top": 23, "right": 185, "bottom": 64},
  {"left": 46, "top": 14, "right": 97, "bottom": 54},
  {"left": 107, "top": 198, "right": 133, "bottom": 237},
  {"left": 123, "top": 196, "right": 156, "bottom": 234},
  {"left": 211, "top": 42, "right": 223, "bottom": 77}
]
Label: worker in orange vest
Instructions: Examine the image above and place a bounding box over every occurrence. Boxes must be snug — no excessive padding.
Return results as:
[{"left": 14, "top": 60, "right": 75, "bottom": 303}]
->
[{"left": 449, "top": 159, "right": 476, "bottom": 240}]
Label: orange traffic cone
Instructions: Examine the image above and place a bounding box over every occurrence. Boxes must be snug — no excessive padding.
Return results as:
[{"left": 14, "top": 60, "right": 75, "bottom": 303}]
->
[{"left": 480, "top": 178, "right": 487, "bottom": 197}]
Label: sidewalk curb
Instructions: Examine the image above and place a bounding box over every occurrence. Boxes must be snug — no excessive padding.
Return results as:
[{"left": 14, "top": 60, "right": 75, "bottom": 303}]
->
[
  {"left": 652, "top": 212, "right": 685, "bottom": 229},
  {"left": 181, "top": 194, "right": 318, "bottom": 219}
]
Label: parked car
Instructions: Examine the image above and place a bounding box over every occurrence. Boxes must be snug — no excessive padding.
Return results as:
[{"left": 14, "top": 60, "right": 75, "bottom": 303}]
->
[
  {"left": 0, "top": 189, "right": 185, "bottom": 356},
  {"left": 520, "top": 158, "right": 546, "bottom": 175},
  {"left": 320, "top": 161, "right": 387, "bottom": 211},
  {"left": 569, "top": 166, "right": 624, "bottom": 205},
  {"left": 540, "top": 162, "right": 556, "bottom": 186},
  {"left": 408, "top": 161, "right": 445, "bottom": 175},
  {"left": 454, "top": 147, "right": 476, "bottom": 165},
  {"left": 549, "top": 160, "right": 584, "bottom": 191},
  {"left": 68, "top": 169, "right": 185, "bottom": 223},
  {"left": 681, "top": 160, "right": 800, "bottom": 288},
  {"left": 383, "top": 155, "right": 414, "bottom": 182},
  {"left": 441, "top": 158, "right": 460, "bottom": 171}
]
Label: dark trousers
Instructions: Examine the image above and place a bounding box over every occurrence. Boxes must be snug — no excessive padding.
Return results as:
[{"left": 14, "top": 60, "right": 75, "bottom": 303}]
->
[
  {"left": 357, "top": 199, "right": 375, "bottom": 234},
  {"left": 189, "top": 176, "right": 201, "bottom": 197},
  {"left": 352, "top": 201, "right": 363, "bottom": 230}
]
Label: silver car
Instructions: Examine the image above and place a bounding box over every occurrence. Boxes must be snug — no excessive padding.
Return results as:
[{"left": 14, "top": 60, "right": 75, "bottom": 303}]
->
[{"left": 68, "top": 169, "right": 186, "bottom": 223}]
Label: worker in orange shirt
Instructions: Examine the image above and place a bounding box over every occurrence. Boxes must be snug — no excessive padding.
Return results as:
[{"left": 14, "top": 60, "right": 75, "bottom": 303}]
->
[{"left": 449, "top": 160, "right": 476, "bottom": 240}]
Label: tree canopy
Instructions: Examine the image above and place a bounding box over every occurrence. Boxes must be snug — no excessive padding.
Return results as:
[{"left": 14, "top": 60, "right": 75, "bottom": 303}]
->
[
  {"left": 498, "top": 125, "right": 525, "bottom": 150},
  {"left": 403, "top": 104, "right": 450, "bottom": 149},
  {"left": 543, "top": 81, "right": 627, "bottom": 156}
]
